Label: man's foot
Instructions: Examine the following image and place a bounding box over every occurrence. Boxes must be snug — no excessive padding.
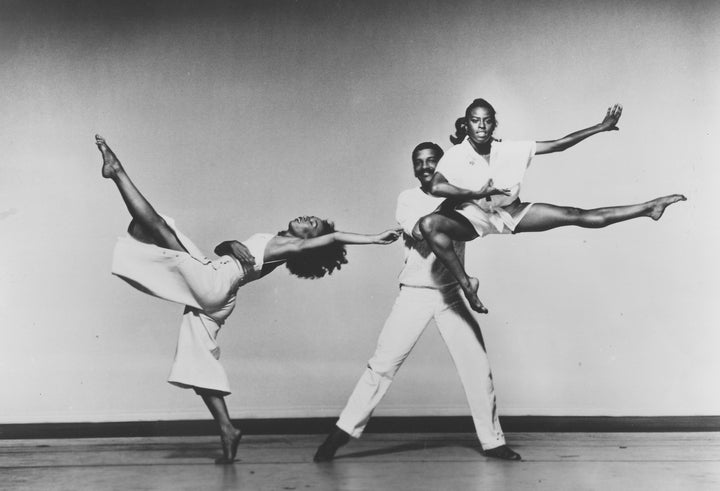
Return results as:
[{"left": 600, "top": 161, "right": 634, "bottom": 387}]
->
[
  {"left": 648, "top": 194, "right": 686, "bottom": 220},
  {"left": 464, "top": 277, "right": 488, "bottom": 314},
  {"left": 313, "top": 427, "right": 351, "bottom": 462},
  {"left": 484, "top": 444, "right": 521, "bottom": 461},
  {"left": 95, "top": 134, "right": 123, "bottom": 179},
  {"left": 215, "top": 427, "right": 242, "bottom": 464}
]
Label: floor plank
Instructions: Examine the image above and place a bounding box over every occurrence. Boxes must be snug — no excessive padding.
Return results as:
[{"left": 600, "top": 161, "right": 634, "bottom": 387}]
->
[{"left": 2, "top": 432, "right": 719, "bottom": 490}]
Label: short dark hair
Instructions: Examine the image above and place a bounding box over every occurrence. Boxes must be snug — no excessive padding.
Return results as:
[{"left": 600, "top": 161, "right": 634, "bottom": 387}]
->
[
  {"left": 279, "top": 219, "right": 348, "bottom": 279},
  {"left": 450, "top": 98, "right": 498, "bottom": 144},
  {"left": 411, "top": 142, "right": 444, "bottom": 161}
]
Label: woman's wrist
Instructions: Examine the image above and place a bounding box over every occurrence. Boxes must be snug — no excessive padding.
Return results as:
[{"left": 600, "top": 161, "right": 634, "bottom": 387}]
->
[
  {"left": 595, "top": 122, "right": 611, "bottom": 132},
  {"left": 472, "top": 190, "right": 489, "bottom": 200}
]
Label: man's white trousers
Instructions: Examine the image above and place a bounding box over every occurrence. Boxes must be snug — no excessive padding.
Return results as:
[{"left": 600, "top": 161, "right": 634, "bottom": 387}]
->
[{"left": 336, "top": 285, "right": 505, "bottom": 450}]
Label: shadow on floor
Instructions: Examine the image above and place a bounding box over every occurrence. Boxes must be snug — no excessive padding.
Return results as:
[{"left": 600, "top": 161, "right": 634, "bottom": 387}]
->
[{"left": 334, "top": 440, "right": 484, "bottom": 460}]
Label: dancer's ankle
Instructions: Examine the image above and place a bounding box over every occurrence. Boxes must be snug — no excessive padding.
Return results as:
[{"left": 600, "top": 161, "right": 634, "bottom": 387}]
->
[
  {"left": 314, "top": 426, "right": 351, "bottom": 462},
  {"left": 463, "top": 277, "right": 488, "bottom": 313}
]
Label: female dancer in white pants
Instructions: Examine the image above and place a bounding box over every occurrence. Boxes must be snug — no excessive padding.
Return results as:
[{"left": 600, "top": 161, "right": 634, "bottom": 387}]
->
[
  {"left": 420, "top": 99, "right": 686, "bottom": 313},
  {"left": 97, "top": 135, "right": 400, "bottom": 463}
]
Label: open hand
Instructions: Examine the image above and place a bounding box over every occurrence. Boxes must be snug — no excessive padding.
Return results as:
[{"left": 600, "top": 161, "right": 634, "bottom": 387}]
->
[
  {"left": 488, "top": 186, "right": 512, "bottom": 197},
  {"left": 375, "top": 228, "right": 403, "bottom": 244},
  {"left": 600, "top": 103, "right": 623, "bottom": 131}
]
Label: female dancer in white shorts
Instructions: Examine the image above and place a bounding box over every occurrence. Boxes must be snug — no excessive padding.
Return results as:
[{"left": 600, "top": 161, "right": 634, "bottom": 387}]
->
[
  {"left": 97, "top": 135, "right": 400, "bottom": 463},
  {"left": 419, "top": 99, "right": 686, "bottom": 313}
]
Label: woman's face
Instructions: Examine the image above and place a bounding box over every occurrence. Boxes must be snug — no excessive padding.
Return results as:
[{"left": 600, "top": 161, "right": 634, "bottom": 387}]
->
[
  {"left": 466, "top": 106, "right": 496, "bottom": 145},
  {"left": 288, "top": 216, "right": 326, "bottom": 238}
]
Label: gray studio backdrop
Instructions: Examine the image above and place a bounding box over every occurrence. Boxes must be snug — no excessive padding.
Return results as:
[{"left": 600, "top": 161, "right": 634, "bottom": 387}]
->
[{"left": 1, "top": 0, "right": 718, "bottom": 423}]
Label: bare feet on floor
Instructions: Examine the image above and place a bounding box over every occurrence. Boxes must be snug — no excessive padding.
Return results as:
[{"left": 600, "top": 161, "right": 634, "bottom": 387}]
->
[
  {"left": 464, "top": 277, "right": 488, "bottom": 314},
  {"left": 484, "top": 444, "right": 521, "bottom": 461},
  {"left": 648, "top": 194, "right": 686, "bottom": 221},
  {"left": 95, "top": 134, "right": 123, "bottom": 179},
  {"left": 215, "top": 427, "right": 242, "bottom": 464}
]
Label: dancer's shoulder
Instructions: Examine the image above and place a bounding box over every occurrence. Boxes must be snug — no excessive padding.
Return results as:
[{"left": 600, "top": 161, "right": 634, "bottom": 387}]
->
[
  {"left": 397, "top": 187, "right": 422, "bottom": 200},
  {"left": 495, "top": 139, "right": 535, "bottom": 150},
  {"left": 397, "top": 187, "right": 439, "bottom": 206},
  {"left": 443, "top": 141, "right": 469, "bottom": 158}
]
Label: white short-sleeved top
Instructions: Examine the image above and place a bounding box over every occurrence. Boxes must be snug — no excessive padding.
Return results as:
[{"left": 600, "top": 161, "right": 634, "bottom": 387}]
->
[
  {"left": 395, "top": 187, "right": 465, "bottom": 289},
  {"left": 433, "top": 138, "right": 537, "bottom": 233},
  {"left": 434, "top": 138, "right": 536, "bottom": 210}
]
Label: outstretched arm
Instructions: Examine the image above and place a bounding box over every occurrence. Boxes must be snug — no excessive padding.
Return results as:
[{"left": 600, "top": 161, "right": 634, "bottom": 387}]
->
[
  {"left": 221, "top": 229, "right": 402, "bottom": 266},
  {"left": 428, "top": 172, "right": 511, "bottom": 201},
  {"left": 301, "top": 228, "right": 402, "bottom": 249},
  {"left": 535, "top": 104, "right": 622, "bottom": 155},
  {"left": 267, "top": 228, "right": 402, "bottom": 260},
  {"left": 334, "top": 229, "right": 403, "bottom": 245}
]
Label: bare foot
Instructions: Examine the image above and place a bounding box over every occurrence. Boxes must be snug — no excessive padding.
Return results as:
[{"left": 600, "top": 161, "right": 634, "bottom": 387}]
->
[
  {"left": 95, "top": 134, "right": 123, "bottom": 179},
  {"left": 648, "top": 194, "right": 686, "bottom": 221},
  {"left": 215, "top": 427, "right": 242, "bottom": 464},
  {"left": 464, "top": 277, "right": 488, "bottom": 314}
]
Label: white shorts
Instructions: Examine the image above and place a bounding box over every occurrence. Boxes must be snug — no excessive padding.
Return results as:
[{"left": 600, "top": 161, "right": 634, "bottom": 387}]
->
[{"left": 455, "top": 199, "right": 533, "bottom": 237}]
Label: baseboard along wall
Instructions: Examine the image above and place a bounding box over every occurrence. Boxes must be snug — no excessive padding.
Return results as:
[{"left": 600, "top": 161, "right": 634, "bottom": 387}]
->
[{"left": 1, "top": 416, "right": 719, "bottom": 440}]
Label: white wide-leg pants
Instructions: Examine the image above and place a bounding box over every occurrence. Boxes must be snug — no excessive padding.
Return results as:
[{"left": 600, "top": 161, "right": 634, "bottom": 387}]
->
[{"left": 336, "top": 285, "right": 505, "bottom": 450}]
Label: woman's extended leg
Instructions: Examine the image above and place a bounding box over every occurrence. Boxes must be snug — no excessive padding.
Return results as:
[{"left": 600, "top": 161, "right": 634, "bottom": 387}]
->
[
  {"left": 196, "top": 389, "right": 243, "bottom": 464},
  {"left": 515, "top": 195, "right": 686, "bottom": 233},
  {"left": 418, "top": 212, "right": 486, "bottom": 313},
  {"left": 96, "top": 135, "right": 187, "bottom": 252}
]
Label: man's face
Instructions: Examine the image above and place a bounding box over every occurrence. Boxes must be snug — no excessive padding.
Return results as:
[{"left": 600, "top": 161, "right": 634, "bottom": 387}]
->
[{"left": 412, "top": 148, "right": 441, "bottom": 186}]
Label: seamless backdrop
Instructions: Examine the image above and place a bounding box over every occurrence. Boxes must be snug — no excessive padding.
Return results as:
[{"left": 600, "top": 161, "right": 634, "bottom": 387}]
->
[{"left": 1, "top": 0, "right": 718, "bottom": 423}]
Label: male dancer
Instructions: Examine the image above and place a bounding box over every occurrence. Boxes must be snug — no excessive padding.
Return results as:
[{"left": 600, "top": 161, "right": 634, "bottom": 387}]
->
[{"left": 314, "top": 142, "right": 520, "bottom": 462}]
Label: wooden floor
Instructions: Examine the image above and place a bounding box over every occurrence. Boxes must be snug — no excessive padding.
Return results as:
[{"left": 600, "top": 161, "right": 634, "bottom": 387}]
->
[{"left": 2, "top": 432, "right": 719, "bottom": 490}]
